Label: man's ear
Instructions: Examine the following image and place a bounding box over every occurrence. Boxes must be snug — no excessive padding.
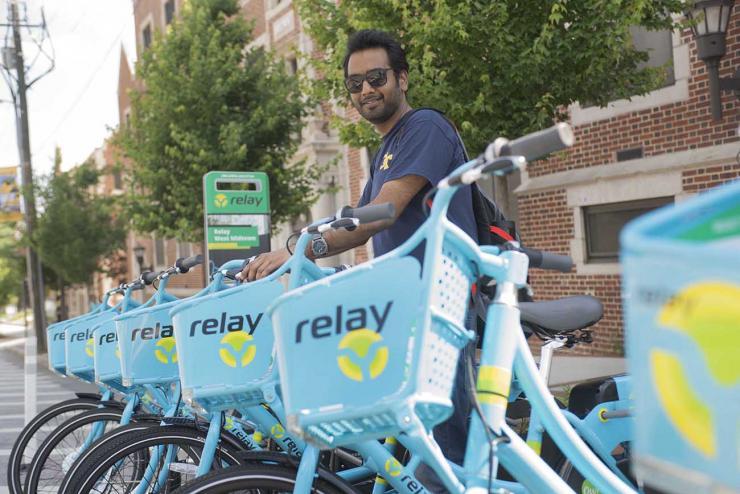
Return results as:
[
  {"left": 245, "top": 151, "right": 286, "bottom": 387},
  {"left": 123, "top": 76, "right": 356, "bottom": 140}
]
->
[{"left": 398, "top": 70, "right": 409, "bottom": 92}]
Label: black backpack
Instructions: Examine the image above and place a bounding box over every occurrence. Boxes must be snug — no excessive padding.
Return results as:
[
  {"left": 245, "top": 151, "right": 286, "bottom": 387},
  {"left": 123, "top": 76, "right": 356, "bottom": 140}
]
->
[
  {"left": 414, "top": 108, "right": 519, "bottom": 246},
  {"left": 416, "top": 108, "right": 531, "bottom": 336}
]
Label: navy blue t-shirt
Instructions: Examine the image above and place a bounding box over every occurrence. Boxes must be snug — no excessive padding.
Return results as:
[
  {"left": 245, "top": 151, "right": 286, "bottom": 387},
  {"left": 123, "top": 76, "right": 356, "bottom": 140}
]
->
[{"left": 358, "top": 109, "right": 478, "bottom": 259}]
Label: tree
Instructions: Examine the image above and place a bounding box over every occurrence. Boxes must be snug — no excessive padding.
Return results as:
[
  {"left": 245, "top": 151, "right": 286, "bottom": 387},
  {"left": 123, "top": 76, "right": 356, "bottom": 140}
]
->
[
  {"left": 33, "top": 161, "right": 126, "bottom": 318},
  {"left": 0, "top": 223, "right": 25, "bottom": 308},
  {"left": 117, "top": 0, "right": 325, "bottom": 241},
  {"left": 297, "top": 0, "right": 686, "bottom": 153}
]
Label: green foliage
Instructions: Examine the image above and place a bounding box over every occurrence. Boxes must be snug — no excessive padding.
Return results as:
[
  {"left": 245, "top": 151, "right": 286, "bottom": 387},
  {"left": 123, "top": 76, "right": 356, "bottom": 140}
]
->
[
  {"left": 33, "top": 162, "right": 126, "bottom": 286},
  {"left": 297, "top": 0, "right": 687, "bottom": 153},
  {"left": 0, "top": 223, "right": 24, "bottom": 306},
  {"left": 117, "top": 0, "right": 322, "bottom": 241}
]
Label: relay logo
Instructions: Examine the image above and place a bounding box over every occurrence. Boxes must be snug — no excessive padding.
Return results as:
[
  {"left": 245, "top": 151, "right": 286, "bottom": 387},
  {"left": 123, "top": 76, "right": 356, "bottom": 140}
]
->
[
  {"left": 219, "top": 331, "right": 257, "bottom": 368},
  {"left": 213, "top": 193, "right": 263, "bottom": 208},
  {"left": 337, "top": 329, "right": 389, "bottom": 382},
  {"left": 214, "top": 193, "right": 228, "bottom": 208},
  {"left": 155, "top": 337, "right": 178, "bottom": 364}
]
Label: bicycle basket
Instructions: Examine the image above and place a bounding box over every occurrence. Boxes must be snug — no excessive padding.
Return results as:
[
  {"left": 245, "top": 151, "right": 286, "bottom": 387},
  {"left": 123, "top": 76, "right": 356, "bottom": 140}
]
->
[
  {"left": 622, "top": 179, "right": 740, "bottom": 494},
  {"left": 47, "top": 321, "right": 69, "bottom": 376},
  {"left": 270, "top": 247, "right": 475, "bottom": 448},
  {"left": 65, "top": 310, "right": 118, "bottom": 382},
  {"left": 115, "top": 300, "right": 181, "bottom": 387},
  {"left": 171, "top": 279, "right": 283, "bottom": 412},
  {"left": 93, "top": 319, "right": 127, "bottom": 392}
]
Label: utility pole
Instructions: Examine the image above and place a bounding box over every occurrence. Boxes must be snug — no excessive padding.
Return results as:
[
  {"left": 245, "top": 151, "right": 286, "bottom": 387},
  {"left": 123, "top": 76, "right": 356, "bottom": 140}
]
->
[
  {"left": 2, "top": 0, "right": 55, "bottom": 425},
  {"left": 6, "top": 0, "right": 47, "bottom": 357}
]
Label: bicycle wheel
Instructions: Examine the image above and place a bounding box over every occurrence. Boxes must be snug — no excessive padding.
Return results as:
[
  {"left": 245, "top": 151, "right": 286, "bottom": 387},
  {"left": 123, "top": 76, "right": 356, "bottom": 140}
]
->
[
  {"left": 24, "top": 407, "right": 125, "bottom": 494},
  {"left": 62, "top": 425, "right": 245, "bottom": 494},
  {"left": 171, "top": 464, "right": 351, "bottom": 494},
  {"left": 6, "top": 396, "right": 100, "bottom": 494},
  {"left": 56, "top": 417, "right": 162, "bottom": 494}
]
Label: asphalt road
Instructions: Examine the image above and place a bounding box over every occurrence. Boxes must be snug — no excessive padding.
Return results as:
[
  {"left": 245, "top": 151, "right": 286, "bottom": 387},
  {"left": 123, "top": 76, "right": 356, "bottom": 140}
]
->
[{"left": 0, "top": 322, "right": 96, "bottom": 493}]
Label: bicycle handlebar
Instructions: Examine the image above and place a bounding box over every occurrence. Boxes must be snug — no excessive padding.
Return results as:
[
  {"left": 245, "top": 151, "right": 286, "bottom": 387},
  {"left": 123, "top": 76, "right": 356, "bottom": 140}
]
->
[
  {"left": 520, "top": 247, "right": 573, "bottom": 273},
  {"left": 304, "top": 203, "right": 396, "bottom": 234},
  {"left": 140, "top": 271, "right": 160, "bottom": 285},
  {"left": 340, "top": 203, "right": 396, "bottom": 224},
  {"left": 487, "top": 122, "right": 574, "bottom": 163},
  {"left": 176, "top": 254, "right": 204, "bottom": 273}
]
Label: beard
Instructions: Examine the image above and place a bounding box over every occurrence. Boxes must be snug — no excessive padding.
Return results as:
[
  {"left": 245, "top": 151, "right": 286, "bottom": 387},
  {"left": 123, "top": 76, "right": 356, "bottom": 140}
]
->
[{"left": 353, "top": 85, "right": 403, "bottom": 125}]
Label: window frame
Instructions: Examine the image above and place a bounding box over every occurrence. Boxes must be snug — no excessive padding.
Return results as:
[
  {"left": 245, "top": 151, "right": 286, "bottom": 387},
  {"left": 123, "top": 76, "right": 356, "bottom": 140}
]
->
[
  {"left": 141, "top": 22, "right": 153, "bottom": 50},
  {"left": 583, "top": 196, "right": 674, "bottom": 263},
  {"left": 163, "top": 0, "right": 175, "bottom": 26},
  {"left": 152, "top": 234, "right": 167, "bottom": 269}
]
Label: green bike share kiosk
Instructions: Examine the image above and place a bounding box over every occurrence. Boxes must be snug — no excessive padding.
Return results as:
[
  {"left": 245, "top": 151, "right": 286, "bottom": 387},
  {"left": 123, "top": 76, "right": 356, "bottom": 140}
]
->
[{"left": 203, "top": 171, "right": 271, "bottom": 271}]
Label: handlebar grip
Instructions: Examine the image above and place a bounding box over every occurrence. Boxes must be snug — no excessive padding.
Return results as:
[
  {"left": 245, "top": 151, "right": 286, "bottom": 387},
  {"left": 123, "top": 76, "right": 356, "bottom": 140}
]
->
[
  {"left": 497, "top": 123, "right": 574, "bottom": 162},
  {"left": 520, "top": 247, "right": 573, "bottom": 273},
  {"left": 141, "top": 271, "right": 159, "bottom": 285},
  {"left": 223, "top": 268, "right": 243, "bottom": 280},
  {"left": 340, "top": 203, "right": 396, "bottom": 224},
  {"left": 176, "top": 254, "right": 204, "bottom": 273}
]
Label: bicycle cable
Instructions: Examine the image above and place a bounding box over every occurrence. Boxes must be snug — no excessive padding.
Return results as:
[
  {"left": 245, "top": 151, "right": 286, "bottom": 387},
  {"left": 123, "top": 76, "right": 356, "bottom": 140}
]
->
[
  {"left": 421, "top": 187, "right": 438, "bottom": 217},
  {"left": 465, "top": 345, "right": 501, "bottom": 493},
  {"left": 285, "top": 232, "right": 300, "bottom": 255}
]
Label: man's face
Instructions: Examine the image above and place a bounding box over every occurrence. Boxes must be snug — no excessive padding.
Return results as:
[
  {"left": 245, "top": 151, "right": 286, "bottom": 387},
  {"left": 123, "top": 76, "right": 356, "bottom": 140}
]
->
[{"left": 346, "top": 48, "right": 407, "bottom": 125}]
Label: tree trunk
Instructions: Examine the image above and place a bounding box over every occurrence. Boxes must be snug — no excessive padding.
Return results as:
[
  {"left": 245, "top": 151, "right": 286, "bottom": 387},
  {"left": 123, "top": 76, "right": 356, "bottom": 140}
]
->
[{"left": 58, "top": 279, "right": 68, "bottom": 322}]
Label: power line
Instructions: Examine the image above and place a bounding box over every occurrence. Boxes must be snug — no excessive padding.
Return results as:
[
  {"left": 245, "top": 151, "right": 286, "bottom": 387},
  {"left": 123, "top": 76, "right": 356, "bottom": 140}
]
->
[{"left": 31, "top": 21, "right": 128, "bottom": 158}]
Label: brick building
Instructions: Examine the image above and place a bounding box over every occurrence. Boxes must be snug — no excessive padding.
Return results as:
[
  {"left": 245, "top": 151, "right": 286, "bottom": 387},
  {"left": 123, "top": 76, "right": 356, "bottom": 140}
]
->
[
  {"left": 117, "top": 0, "right": 363, "bottom": 300},
  {"left": 117, "top": 2, "right": 738, "bottom": 355},
  {"left": 516, "top": 11, "right": 739, "bottom": 356},
  {"left": 64, "top": 141, "right": 129, "bottom": 316}
]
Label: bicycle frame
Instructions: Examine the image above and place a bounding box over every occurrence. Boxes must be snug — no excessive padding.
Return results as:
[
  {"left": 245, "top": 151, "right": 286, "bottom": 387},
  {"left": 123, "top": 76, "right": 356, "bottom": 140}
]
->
[{"left": 273, "top": 157, "right": 637, "bottom": 494}]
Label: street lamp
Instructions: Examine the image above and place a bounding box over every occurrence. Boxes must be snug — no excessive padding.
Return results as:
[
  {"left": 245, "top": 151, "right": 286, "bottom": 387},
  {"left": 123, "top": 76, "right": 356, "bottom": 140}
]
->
[
  {"left": 133, "top": 244, "right": 152, "bottom": 274},
  {"left": 686, "top": 0, "right": 739, "bottom": 120}
]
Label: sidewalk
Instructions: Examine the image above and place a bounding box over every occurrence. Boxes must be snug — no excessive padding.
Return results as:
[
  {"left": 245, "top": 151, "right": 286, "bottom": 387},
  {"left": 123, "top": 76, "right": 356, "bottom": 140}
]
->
[{"left": 0, "top": 321, "right": 27, "bottom": 354}]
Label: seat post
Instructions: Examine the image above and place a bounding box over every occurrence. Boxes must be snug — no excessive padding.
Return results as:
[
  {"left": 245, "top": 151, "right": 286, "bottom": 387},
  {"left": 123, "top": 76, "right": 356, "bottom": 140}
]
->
[{"left": 538, "top": 338, "right": 566, "bottom": 386}]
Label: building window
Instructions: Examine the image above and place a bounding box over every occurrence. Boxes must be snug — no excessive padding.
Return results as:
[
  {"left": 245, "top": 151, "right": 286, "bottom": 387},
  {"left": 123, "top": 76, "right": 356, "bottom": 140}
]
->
[
  {"left": 630, "top": 26, "right": 675, "bottom": 88},
  {"left": 153, "top": 235, "right": 166, "bottom": 267},
  {"left": 113, "top": 169, "right": 123, "bottom": 190},
  {"left": 164, "top": 0, "right": 175, "bottom": 25},
  {"left": 142, "top": 24, "right": 152, "bottom": 50},
  {"left": 286, "top": 57, "right": 297, "bottom": 76},
  {"left": 584, "top": 196, "right": 673, "bottom": 263}
]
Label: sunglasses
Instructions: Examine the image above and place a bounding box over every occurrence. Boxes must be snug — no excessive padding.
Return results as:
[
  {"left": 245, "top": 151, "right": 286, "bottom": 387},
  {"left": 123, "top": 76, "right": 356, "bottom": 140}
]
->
[{"left": 344, "top": 67, "right": 394, "bottom": 94}]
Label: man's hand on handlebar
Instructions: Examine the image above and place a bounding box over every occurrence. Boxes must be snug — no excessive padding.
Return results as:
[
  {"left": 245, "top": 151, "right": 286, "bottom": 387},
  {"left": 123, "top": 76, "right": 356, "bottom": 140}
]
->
[{"left": 238, "top": 248, "right": 291, "bottom": 282}]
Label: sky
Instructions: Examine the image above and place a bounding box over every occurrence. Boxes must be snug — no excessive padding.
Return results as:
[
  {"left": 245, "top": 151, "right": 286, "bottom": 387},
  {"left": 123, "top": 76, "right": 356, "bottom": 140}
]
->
[{"left": 0, "top": 0, "right": 137, "bottom": 175}]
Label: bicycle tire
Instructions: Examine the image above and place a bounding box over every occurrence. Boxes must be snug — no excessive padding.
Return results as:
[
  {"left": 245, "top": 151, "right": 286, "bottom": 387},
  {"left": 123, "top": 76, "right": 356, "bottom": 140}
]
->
[
  {"left": 24, "top": 407, "right": 125, "bottom": 494},
  {"left": 171, "top": 464, "right": 351, "bottom": 494},
  {"left": 56, "top": 415, "right": 164, "bottom": 494},
  {"left": 62, "top": 424, "right": 245, "bottom": 494},
  {"left": 6, "top": 396, "right": 100, "bottom": 494}
]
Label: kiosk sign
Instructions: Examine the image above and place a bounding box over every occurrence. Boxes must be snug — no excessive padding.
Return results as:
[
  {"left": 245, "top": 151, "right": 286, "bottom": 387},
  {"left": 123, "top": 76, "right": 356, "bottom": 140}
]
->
[{"left": 203, "top": 171, "right": 270, "bottom": 269}]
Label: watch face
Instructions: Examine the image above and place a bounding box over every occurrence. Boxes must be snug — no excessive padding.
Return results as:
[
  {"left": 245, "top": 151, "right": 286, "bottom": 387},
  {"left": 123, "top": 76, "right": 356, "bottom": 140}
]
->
[{"left": 312, "top": 236, "right": 328, "bottom": 256}]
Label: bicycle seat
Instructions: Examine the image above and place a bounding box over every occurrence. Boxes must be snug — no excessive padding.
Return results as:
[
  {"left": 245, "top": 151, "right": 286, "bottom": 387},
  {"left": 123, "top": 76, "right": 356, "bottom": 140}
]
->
[{"left": 520, "top": 295, "right": 602, "bottom": 335}]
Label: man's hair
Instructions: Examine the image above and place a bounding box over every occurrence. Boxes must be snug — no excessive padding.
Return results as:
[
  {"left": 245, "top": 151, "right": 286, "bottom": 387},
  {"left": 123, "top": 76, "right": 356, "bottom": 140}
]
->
[{"left": 342, "top": 29, "right": 409, "bottom": 78}]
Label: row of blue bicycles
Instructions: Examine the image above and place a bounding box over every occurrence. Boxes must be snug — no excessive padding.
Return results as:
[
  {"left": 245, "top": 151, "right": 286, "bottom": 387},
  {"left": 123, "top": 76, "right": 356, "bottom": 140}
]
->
[{"left": 8, "top": 123, "right": 642, "bottom": 494}]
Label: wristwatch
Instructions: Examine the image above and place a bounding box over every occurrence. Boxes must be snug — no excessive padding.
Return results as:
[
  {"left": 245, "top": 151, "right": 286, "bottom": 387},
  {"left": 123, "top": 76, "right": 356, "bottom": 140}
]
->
[{"left": 310, "top": 233, "right": 329, "bottom": 258}]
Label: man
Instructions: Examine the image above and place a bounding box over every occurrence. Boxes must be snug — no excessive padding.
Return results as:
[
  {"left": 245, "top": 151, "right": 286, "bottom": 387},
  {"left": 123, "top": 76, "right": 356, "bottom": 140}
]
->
[
  {"left": 241, "top": 28, "right": 477, "bottom": 274},
  {"left": 240, "top": 29, "right": 477, "bottom": 490}
]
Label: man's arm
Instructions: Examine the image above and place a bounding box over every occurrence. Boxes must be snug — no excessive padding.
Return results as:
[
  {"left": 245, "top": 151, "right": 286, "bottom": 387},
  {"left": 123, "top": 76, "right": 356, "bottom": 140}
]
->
[{"left": 241, "top": 174, "right": 428, "bottom": 281}]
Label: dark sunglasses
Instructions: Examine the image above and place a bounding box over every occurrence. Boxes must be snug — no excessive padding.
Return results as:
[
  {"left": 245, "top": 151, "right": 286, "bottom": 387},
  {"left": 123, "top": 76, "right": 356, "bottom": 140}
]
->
[{"left": 344, "top": 67, "right": 394, "bottom": 94}]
